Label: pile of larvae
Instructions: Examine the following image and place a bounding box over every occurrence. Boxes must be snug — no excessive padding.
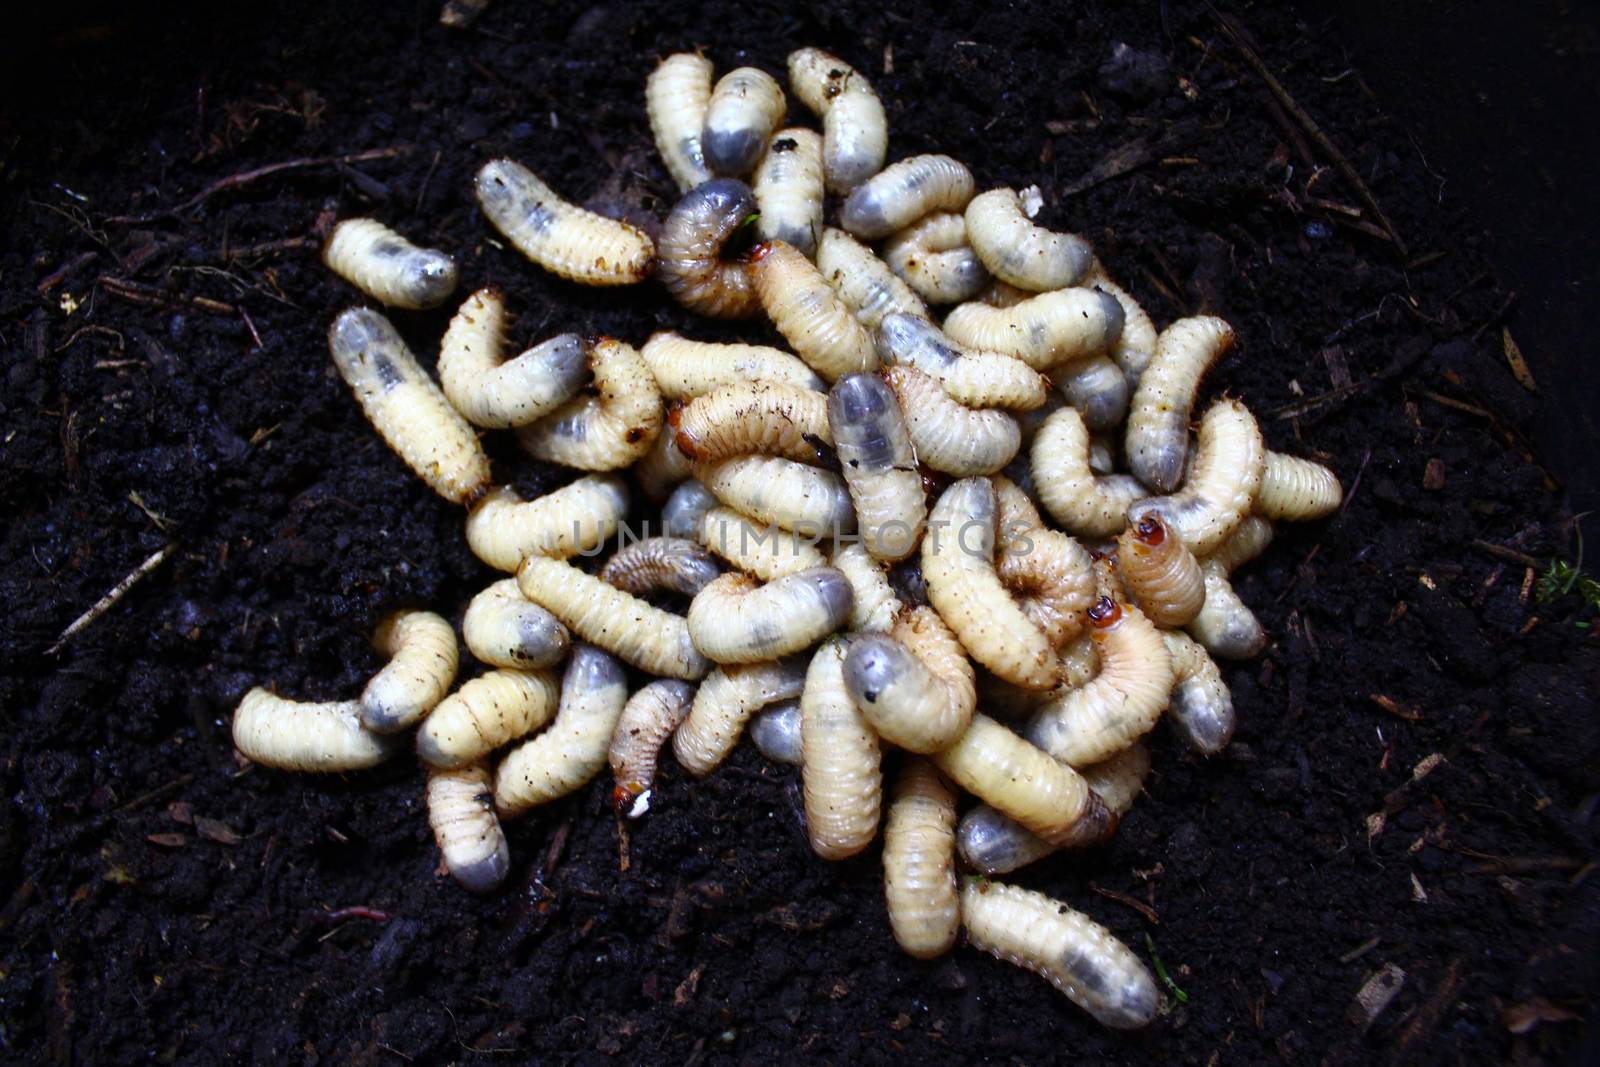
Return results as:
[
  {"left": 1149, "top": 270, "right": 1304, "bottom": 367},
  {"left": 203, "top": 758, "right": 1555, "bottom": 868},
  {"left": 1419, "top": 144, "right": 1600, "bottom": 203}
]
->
[{"left": 234, "top": 47, "right": 1342, "bottom": 1031}]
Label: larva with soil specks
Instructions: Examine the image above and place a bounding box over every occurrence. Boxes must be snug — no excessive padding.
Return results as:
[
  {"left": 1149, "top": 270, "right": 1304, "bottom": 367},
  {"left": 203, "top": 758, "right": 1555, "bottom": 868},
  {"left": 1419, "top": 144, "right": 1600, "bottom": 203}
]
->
[
  {"left": 475, "top": 159, "right": 654, "bottom": 286},
  {"left": 687, "top": 567, "right": 853, "bottom": 664},
  {"left": 964, "top": 188, "right": 1094, "bottom": 292},
  {"left": 635, "top": 427, "right": 694, "bottom": 500},
  {"left": 699, "top": 505, "right": 828, "bottom": 580},
  {"left": 1032, "top": 407, "right": 1148, "bottom": 538},
  {"left": 817, "top": 227, "right": 930, "bottom": 330},
  {"left": 232, "top": 688, "right": 398, "bottom": 772},
  {"left": 883, "top": 759, "right": 960, "bottom": 959},
  {"left": 327, "top": 308, "right": 490, "bottom": 505},
  {"left": 751, "top": 240, "right": 878, "bottom": 382},
  {"left": 1058, "top": 354, "right": 1130, "bottom": 431},
  {"left": 933, "top": 714, "right": 1109, "bottom": 847},
  {"left": 961, "top": 880, "right": 1160, "bottom": 1030},
  {"left": 994, "top": 480, "right": 1096, "bottom": 646},
  {"left": 517, "top": 555, "right": 709, "bottom": 680},
  {"left": 1163, "top": 631, "right": 1235, "bottom": 754},
  {"left": 829, "top": 374, "right": 926, "bottom": 561},
  {"left": 437, "top": 289, "right": 588, "bottom": 429},
  {"left": 646, "top": 53, "right": 714, "bottom": 193},
  {"left": 801, "top": 639, "right": 883, "bottom": 859},
  {"left": 830, "top": 541, "right": 903, "bottom": 633},
  {"left": 1129, "top": 398, "right": 1265, "bottom": 556},
  {"left": 752, "top": 128, "right": 825, "bottom": 258},
  {"left": 943, "top": 287, "right": 1124, "bottom": 371},
  {"left": 417, "top": 668, "right": 560, "bottom": 769},
  {"left": 749, "top": 699, "right": 803, "bottom": 765},
  {"left": 515, "top": 338, "right": 663, "bottom": 471},
  {"left": 1188, "top": 558, "right": 1267, "bottom": 660},
  {"left": 885, "top": 366, "right": 1021, "bottom": 477},
  {"left": 360, "top": 610, "right": 458, "bottom": 734},
  {"left": 1256, "top": 451, "right": 1342, "bottom": 520},
  {"left": 843, "top": 606, "right": 975, "bottom": 753},
  {"left": 674, "top": 658, "right": 809, "bottom": 776},
  {"left": 609, "top": 679, "right": 697, "bottom": 815},
  {"left": 657, "top": 178, "right": 761, "bottom": 319},
  {"left": 323, "top": 218, "right": 458, "bottom": 309},
  {"left": 599, "top": 537, "right": 721, "bottom": 598},
  {"left": 673, "top": 382, "right": 833, "bottom": 465},
  {"left": 426, "top": 765, "right": 509, "bottom": 893},
  {"left": 1084, "top": 271, "right": 1157, "bottom": 384},
  {"left": 882, "top": 213, "right": 990, "bottom": 305},
  {"left": 1124, "top": 315, "right": 1234, "bottom": 492},
  {"left": 876, "top": 313, "right": 1048, "bottom": 411},
  {"left": 494, "top": 645, "right": 628, "bottom": 816},
  {"left": 787, "top": 47, "right": 887, "bottom": 194},
  {"left": 696, "top": 454, "right": 856, "bottom": 534},
  {"left": 464, "top": 476, "right": 630, "bottom": 572},
  {"left": 703, "top": 67, "right": 787, "bottom": 177},
  {"left": 461, "top": 579, "right": 570, "bottom": 670},
  {"left": 839, "top": 155, "right": 976, "bottom": 240},
  {"left": 663, "top": 479, "right": 720, "bottom": 539},
  {"left": 1116, "top": 514, "right": 1206, "bottom": 627},
  {"left": 640, "top": 331, "right": 823, "bottom": 399}
]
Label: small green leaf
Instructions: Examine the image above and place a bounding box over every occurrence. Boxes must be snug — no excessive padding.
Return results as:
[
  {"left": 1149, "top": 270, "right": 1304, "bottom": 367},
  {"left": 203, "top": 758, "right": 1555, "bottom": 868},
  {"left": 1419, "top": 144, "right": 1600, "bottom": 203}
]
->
[{"left": 1144, "top": 933, "right": 1189, "bottom": 1004}]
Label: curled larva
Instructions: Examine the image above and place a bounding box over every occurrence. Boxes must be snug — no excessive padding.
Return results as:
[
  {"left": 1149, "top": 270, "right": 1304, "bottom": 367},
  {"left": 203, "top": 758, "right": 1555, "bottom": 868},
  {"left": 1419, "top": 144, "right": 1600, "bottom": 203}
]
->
[
  {"left": 1255, "top": 451, "right": 1342, "bottom": 520},
  {"left": 749, "top": 698, "right": 803, "bottom": 765},
  {"left": 961, "top": 880, "right": 1159, "bottom": 1030},
  {"left": 323, "top": 218, "right": 457, "bottom": 309},
  {"left": 933, "top": 714, "right": 1108, "bottom": 847},
  {"left": 515, "top": 338, "right": 663, "bottom": 471},
  {"left": 829, "top": 373, "right": 926, "bottom": 561},
  {"left": 1188, "top": 557, "right": 1267, "bottom": 660},
  {"left": 964, "top": 188, "right": 1094, "bottom": 291},
  {"left": 658, "top": 178, "right": 761, "bottom": 319},
  {"left": 461, "top": 578, "right": 570, "bottom": 670},
  {"left": 801, "top": 638, "right": 883, "bottom": 859},
  {"left": 1129, "top": 398, "right": 1266, "bottom": 555},
  {"left": 703, "top": 67, "right": 787, "bottom": 176},
  {"left": 976, "top": 277, "right": 1035, "bottom": 308},
  {"left": 672, "top": 382, "right": 833, "bottom": 465},
  {"left": 360, "top": 610, "right": 458, "bottom": 734},
  {"left": 750, "top": 240, "right": 878, "bottom": 382},
  {"left": 752, "top": 128, "right": 825, "bottom": 258},
  {"left": 464, "top": 476, "right": 630, "bottom": 572},
  {"left": 232, "top": 688, "right": 397, "bottom": 772},
  {"left": 839, "top": 154, "right": 976, "bottom": 240},
  {"left": 328, "top": 308, "right": 490, "bottom": 505},
  {"left": 1085, "top": 271, "right": 1157, "bottom": 384},
  {"left": 426, "top": 765, "right": 509, "bottom": 893},
  {"left": 1124, "top": 316, "right": 1235, "bottom": 492},
  {"left": 662, "top": 478, "right": 720, "bottom": 539},
  {"left": 787, "top": 47, "right": 887, "bottom": 194},
  {"left": 609, "top": 679, "right": 697, "bottom": 815},
  {"left": 696, "top": 454, "right": 856, "bottom": 534},
  {"left": 475, "top": 159, "right": 654, "bottom": 285},
  {"left": 881, "top": 212, "right": 990, "bottom": 305},
  {"left": 494, "top": 645, "right": 628, "bottom": 816},
  {"left": 417, "top": 668, "right": 560, "bottom": 769},
  {"left": 635, "top": 426, "right": 694, "bottom": 501},
  {"left": 699, "top": 505, "right": 828, "bottom": 580},
  {"left": 943, "top": 287, "right": 1124, "bottom": 371},
  {"left": 1058, "top": 354, "right": 1130, "bottom": 431},
  {"left": 641, "top": 330, "right": 823, "bottom": 399},
  {"left": 1032, "top": 407, "right": 1148, "bottom": 538},
  {"left": 884, "top": 366, "right": 1021, "bottom": 477},
  {"left": 599, "top": 536, "right": 721, "bottom": 598},
  {"left": 816, "top": 227, "right": 930, "bottom": 330},
  {"left": 883, "top": 759, "right": 960, "bottom": 959},
  {"left": 994, "top": 484, "right": 1096, "bottom": 646},
  {"left": 876, "top": 313, "right": 1048, "bottom": 410},
  {"left": 1116, "top": 513, "right": 1206, "bottom": 627},
  {"left": 645, "top": 53, "right": 714, "bottom": 192},
  {"left": 674, "top": 658, "right": 809, "bottom": 775},
  {"left": 687, "top": 567, "right": 853, "bottom": 664},
  {"left": 1163, "top": 631, "right": 1235, "bottom": 754},
  {"left": 830, "top": 541, "right": 903, "bottom": 632},
  {"left": 843, "top": 605, "right": 975, "bottom": 753},
  {"left": 517, "top": 555, "right": 709, "bottom": 680},
  {"left": 437, "top": 289, "right": 587, "bottom": 429}
]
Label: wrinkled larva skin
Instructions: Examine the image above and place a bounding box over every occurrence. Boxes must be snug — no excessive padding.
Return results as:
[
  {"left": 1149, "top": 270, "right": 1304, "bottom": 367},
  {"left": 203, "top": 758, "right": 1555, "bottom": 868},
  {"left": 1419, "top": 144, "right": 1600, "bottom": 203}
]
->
[
  {"left": 932, "top": 714, "right": 1107, "bottom": 847},
  {"left": 475, "top": 159, "right": 655, "bottom": 285},
  {"left": 704, "top": 67, "right": 787, "bottom": 177},
  {"left": 1163, "top": 631, "right": 1235, "bottom": 754},
  {"left": 876, "top": 313, "right": 1048, "bottom": 411},
  {"left": 635, "top": 427, "right": 694, "bottom": 501},
  {"left": 1206, "top": 514, "right": 1275, "bottom": 573},
  {"left": 943, "top": 287, "right": 1124, "bottom": 371},
  {"left": 674, "top": 658, "right": 809, "bottom": 775},
  {"left": 360, "top": 610, "right": 458, "bottom": 734},
  {"left": 976, "top": 277, "right": 1036, "bottom": 309},
  {"left": 515, "top": 338, "right": 664, "bottom": 471},
  {"left": 883, "top": 759, "right": 961, "bottom": 959},
  {"left": 1058, "top": 354, "right": 1130, "bottom": 431},
  {"left": 964, "top": 188, "right": 1094, "bottom": 292},
  {"left": 817, "top": 227, "right": 930, "bottom": 330},
  {"left": 1084, "top": 267, "right": 1158, "bottom": 385},
  {"left": 801, "top": 639, "right": 883, "bottom": 859},
  {"left": 1129, "top": 399, "right": 1266, "bottom": 556},
  {"left": 1256, "top": 451, "right": 1343, "bottom": 520},
  {"left": 323, "top": 218, "right": 458, "bottom": 309},
  {"left": 843, "top": 606, "right": 975, "bottom": 753},
  {"left": 994, "top": 482, "right": 1096, "bottom": 646},
  {"left": 787, "top": 47, "right": 888, "bottom": 194},
  {"left": 1032, "top": 407, "right": 1149, "bottom": 538},
  {"left": 673, "top": 381, "right": 833, "bottom": 465},
  {"left": 885, "top": 366, "right": 1021, "bottom": 477},
  {"left": 461, "top": 578, "right": 571, "bottom": 670},
  {"left": 645, "top": 53, "right": 714, "bottom": 193},
  {"left": 699, "top": 505, "right": 828, "bottom": 580},
  {"left": 881, "top": 212, "right": 991, "bottom": 305},
  {"left": 517, "top": 555, "right": 709, "bottom": 680},
  {"left": 695, "top": 454, "right": 856, "bottom": 534},
  {"left": 641, "top": 330, "right": 823, "bottom": 399},
  {"left": 662, "top": 478, "right": 721, "bottom": 539},
  {"left": 658, "top": 178, "right": 762, "bottom": 319},
  {"left": 1116, "top": 514, "right": 1206, "bottom": 627},
  {"left": 1125, "top": 315, "right": 1235, "bottom": 492},
  {"left": 687, "top": 567, "right": 854, "bottom": 664},
  {"left": 830, "top": 541, "right": 904, "bottom": 633},
  {"left": 426, "top": 765, "right": 509, "bottom": 893},
  {"left": 232, "top": 688, "right": 398, "bottom": 772},
  {"left": 437, "top": 289, "right": 588, "bottom": 429},
  {"left": 1187, "top": 558, "right": 1267, "bottom": 660},
  {"left": 327, "top": 308, "right": 490, "bottom": 505},
  {"left": 495, "top": 645, "right": 628, "bottom": 816},
  {"left": 417, "top": 668, "right": 560, "bottom": 769},
  {"left": 749, "top": 699, "right": 804, "bottom": 765},
  {"left": 961, "top": 880, "right": 1160, "bottom": 1030},
  {"left": 840, "top": 154, "right": 976, "bottom": 240},
  {"left": 464, "top": 476, "right": 630, "bottom": 572},
  {"left": 609, "top": 679, "right": 697, "bottom": 813},
  {"left": 751, "top": 240, "right": 879, "bottom": 382},
  {"left": 829, "top": 374, "right": 926, "bottom": 561},
  {"left": 752, "top": 128, "right": 825, "bottom": 258},
  {"left": 599, "top": 536, "right": 722, "bottom": 598}
]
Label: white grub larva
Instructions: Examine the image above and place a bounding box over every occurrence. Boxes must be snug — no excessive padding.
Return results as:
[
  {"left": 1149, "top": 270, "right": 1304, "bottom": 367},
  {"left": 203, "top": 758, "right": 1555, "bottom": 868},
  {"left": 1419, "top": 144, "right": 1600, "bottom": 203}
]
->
[
  {"left": 994, "top": 480, "right": 1096, "bottom": 646},
  {"left": 1124, "top": 315, "right": 1235, "bottom": 492},
  {"left": 515, "top": 338, "right": 664, "bottom": 471},
  {"left": 657, "top": 178, "right": 761, "bottom": 319},
  {"left": 674, "top": 657, "right": 809, "bottom": 775},
  {"left": 699, "top": 505, "right": 828, "bottom": 580},
  {"left": 360, "top": 610, "right": 458, "bottom": 734},
  {"left": 1032, "top": 407, "right": 1147, "bottom": 538},
  {"left": 1085, "top": 273, "right": 1158, "bottom": 385},
  {"left": 1255, "top": 451, "right": 1343, "bottom": 520},
  {"left": 417, "top": 668, "right": 560, "bottom": 770},
  {"left": 749, "top": 698, "right": 804, "bottom": 765},
  {"left": 323, "top": 218, "right": 458, "bottom": 309},
  {"left": 964, "top": 188, "right": 1094, "bottom": 292},
  {"left": 787, "top": 47, "right": 888, "bottom": 194},
  {"left": 976, "top": 277, "right": 1036, "bottom": 309},
  {"left": 671, "top": 382, "right": 833, "bottom": 465},
  {"left": 696, "top": 454, "right": 856, "bottom": 534},
  {"left": 517, "top": 555, "right": 709, "bottom": 680},
  {"left": 961, "top": 880, "right": 1160, "bottom": 1030},
  {"left": 599, "top": 536, "right": 722, "bottom": 598},
  {"left": 327, "top": 308, "right": 490, "bottom": 506},
  {"left": 828, "top": 373, "right": 927, "bottom": 562},
  {"left": 839, "top": 154, "right": 976, "bottom": 240},
  {"left": 703, "top": 67, "right": 787, "bottom": 177},
  {"left": 686, "top": 567, "right": 853, "bottom": 664},
  {"left": 1129, "top": 398, "right": 1266, "bottom": 556},
  {"left": 461, "top": 578, "right": 571, "bottom": 670},
  {"left": 923, "top": 477, "right": 1056, "bottom": 690},
  {"left": 1057, "top": 354, "right": 1130, "bottom": 431},
  {"left": 640, "top": 330, "right": 823, "bottom": 400},
  {"left": 933, "top": 714, "right": 1109, "bottom": 847},
  {"left": 750, "top": 240, "right": 878, "bottom": 382},
  {"left": 752, "top": 128, "right": 825, "bottom": 258},
  {"left": 1163, "top": 631, "right": 1235, "bottom": 755},
  {"left": 1206, "top": 513, "right": 1275, "bottom": 572},
  {"left": 943, "top": 286, "right": 1125, "bottom": 371},
  {"left": 816, "top": 227, "right": 930, "bottom": 330},
  {"left": 463, "top": 476, "right": 630, "bottom": 572},
  {"left": 885, "top": 365, "right": 1021, "bottom": 477},
  {"left": 881, "top": 212, "right": 990, "bottom": 305},
  {"left": 635, "top": 426, "right": 694, "bottom": 501},
  {"left": 801, "top": 638, "right": 883, "bottom": 859},
  {"left": 876, "top": 313, "right": 1048, "bottom": 411},
  {"left": 1115, "top": 513, "right": 1206, "bottom": 628},
  {"left": 232, "top": 688, "right": 397, "bottom": 772},
  {"left": 883, "top": 759, "right": 960, "bottom": 959},
  {"left": 609, "top": 679, "right": 697, "bottom": 815},
  {"left": 843, "top": 605, "right": 975, "bottom": 754},
  {"left": 829, "top": 541, "right": 904, "bottom": 633},
  {"left": 475, "top": 159, "right": 654, "bottom": 286},
  {"left": 662, "top": 478, "right": 721, "bottom": 539},
  {"left": 494, "top": 645, "right": 629, "bottom": 816},
  {"left": 436, "top": 289, "right": 588, "bottom": 429},
  {"left": 1188, "top": 557, "right": 1268, "bottom": 661},
  {"left": 426, "top": 764, "right": 510, "bottom": 893},
  {"left": 645, "top": 53, "right": 714, "bottom": 193}
]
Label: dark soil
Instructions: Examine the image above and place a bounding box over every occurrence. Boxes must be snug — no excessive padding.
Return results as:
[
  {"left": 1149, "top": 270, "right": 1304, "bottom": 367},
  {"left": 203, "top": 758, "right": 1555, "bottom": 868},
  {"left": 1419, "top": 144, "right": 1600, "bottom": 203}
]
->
[{"left": 2, "top": 1, "right": 1596, "bottom": 1063}]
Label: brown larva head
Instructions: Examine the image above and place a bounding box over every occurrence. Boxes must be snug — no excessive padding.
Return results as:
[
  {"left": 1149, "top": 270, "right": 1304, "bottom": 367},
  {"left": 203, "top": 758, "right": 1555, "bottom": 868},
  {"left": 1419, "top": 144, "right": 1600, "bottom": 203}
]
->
[
  {"left": 746, "top": 241, "right": 775, "bottom": 264},
  {"left": 1132, "top": 514, "right": 1167, "bottom": 547},
  {"left": 461, "top": 482, "right": 493, "bottom": 510},
  {"left": 1087, "top": 596, "right": 1123, "bottom": 629},
  {"left": 611, "top": 782, "right": 642, "bottom": 813}
]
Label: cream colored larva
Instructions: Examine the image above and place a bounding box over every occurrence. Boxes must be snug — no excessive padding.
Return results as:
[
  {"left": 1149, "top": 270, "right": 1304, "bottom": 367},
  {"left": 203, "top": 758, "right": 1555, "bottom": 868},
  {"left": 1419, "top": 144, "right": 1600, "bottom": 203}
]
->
[
  {"left": 750, "top": 240, "right": 878, "bottom": 382},
  {"left": 1125, "top": 315, "right": 1234, "bottom": 492},
  {"left": 800, "top": 638, "right": 883, "bottom": 859},
  {"left": 963, "top": 188, "right": 1094, "bottom": 292},
  {"left": 881, "top": 212, "right": 990, "bottom": 305},
  {"left": 1058, "top": 354, "right": 1130, "bottom": 431},
  {"left": 474, "top": 159, "right": 654, "bottom": 286},
  {"left": 883, "top": 759, "right": 960, "bottom": 959},
  {"left": 787, "top": 47, "right": 887, "bottom": 194},
  {"left": 516, "top": 555, "right": 709, "bottom": 680},
  {"left": 662, "top": 478, "right": 719, "bottom": 539},
  {"left": 322, "top": 218, "right": 458, "bottom": 309},
  {"left": 1032, "top": 406, "right": 1148, "bottom": 538},
  {"left": 1163, "top": 631, "right": 1235, "bottom": 754},
  {"left": 599, "top": 536, "right": 722, "bottom": 598},
  {"left": 703, "top": 67, "right": 787, "bottom": 177},
  {"left": 232, "top": 688, "right": 398, "bottom": 772},
  {"left": 943, "top": 287, "right": 1124, "bottom": 371},
  {"left": 645, "top": 52, "right": 714, "bottom": 193},
  {"left": 994, "top": 479, "right": 1095, "bottom": 646},
  {"left": 749, "top": 698, "right": 803, "bottom": 765},
  {"left": 416, "top": 668, "right": 560, "bottom": 769},
  {"left": 830, "top": 541, "right": 903, "bottom": 633},
  {"left": 436, "top": 289, "right": 588, "bottom": 429},
  {"left": 635, "top": 427, "right": 694, "bottom": 501},
  {"left": 1255, "top": 451, "right": 1343, "bottom": 520},
  {"left": 961, "top": 880, "right": 1159, "bottom": 1030},
  {"left": 657, "top": 178, "right": 761, "bottom": 319},
  {"left": 640, "top": 331, "right": 824, "bottom": 399},
  {"left": 695, "top": 454, "right": 856, "bottom": 535},
  {"left": 672, "top": 381, "right": 833, "bottom": 465},
  {"left": 700, "top": 504, "right": 828, "bottom": 580},
  {"left": 1115, "top": 513, "right": 1206, "bottom": 627},
  {"left": 327, "top": 307, "right": 491, "bottom": 506},
  {"left": 839, "top": 154, "right": 976, "bottom": 240},
  {"left": 360, "top": 610, "right": 458, "bottom": 734},
  {"left": 752, "top": 128, "right": 825, "bottom": 258},
  {"left": 876, "top": 313, "right": 1048, "bottom": 411},
  {"left": 426, "top": 764, "right": 510, "bottom": 893},
  {"left": 816, "top": 227, "right": 930, "bottom": 330},
  {"left": 1084, "top": 270, "right": 1158, "bottom": 385},
  {"left": 1187, "top": 526, "right": 1270, "bottom": 661},
  {"left": 843, "top": 605, "right": 975, "bottom": 753},
  {"left": 1129, "top": 398, "right": 1265, "bottom": 556},
  {"left": 464, "top": 476, "right": 630, "bottom": 572},
  {"left": 495, "top": 645, "right": 630, "bottom": 816},
  {"left": 461, "top": 578, "right": 571, "bottom": 670},
  {"left": 884, "top": 366, "right": 1021, "bottom": 477},
  {"left": 515, "top": 338, "right": 663, "bottom": 471},
  {"left": 609, "top": 679, "right": 697, "bottom": 815},
  {"left": 933, "top": 714, "right": 1109, "bottom": 847},
  {"left": 673, "top": 658, "right": 809, "bottom": 775},
  {"left": 829, "top": 373, "right": 926, "bottom": 561},
  {"left": 687, "top": 567, "right": 853, "bottom": 664}
]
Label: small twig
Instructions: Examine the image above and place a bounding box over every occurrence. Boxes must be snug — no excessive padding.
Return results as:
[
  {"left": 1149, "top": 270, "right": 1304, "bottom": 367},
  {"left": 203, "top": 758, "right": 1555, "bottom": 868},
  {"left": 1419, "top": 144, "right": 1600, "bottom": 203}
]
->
[
  {"left": 320, "top": 905, "right": 392, "bottom": 924},
  {"left": 113, "top": 773, "right": 196, "bottom": 814},
  {"left": 1089, "top": 882, "right": 1160, "bottom": 924},
  {"left": 1470, "top": 539, "right": 1542, "bottom": 569},
  {"left": 48, "top": 544, "right": 175, "bottom": 655},
  {"left": 37, "top": 251, "right": 99, "bottom": 293}
]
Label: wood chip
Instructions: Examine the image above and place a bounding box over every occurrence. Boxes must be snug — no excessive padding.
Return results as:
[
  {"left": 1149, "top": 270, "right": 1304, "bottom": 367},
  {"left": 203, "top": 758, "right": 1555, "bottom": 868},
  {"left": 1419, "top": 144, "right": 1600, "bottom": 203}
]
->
[
  {"left": 195, "top": 816, "right": 242, "bottom": 845},
  {"left": 1422, "top": 458, "right": 1446, "bottom": 490},
  {"left": 146, "top": 833, "right": 188, "bottom": 848},
  {"left": 1347, "top": 962, "right": 1405, "bottom": 1030},
  {"left": 1502, "top": 328, "right": 1538, "bottom": 392},
  {"left": 1410, "top": 872, "right": 1428, "bottom": 902}
]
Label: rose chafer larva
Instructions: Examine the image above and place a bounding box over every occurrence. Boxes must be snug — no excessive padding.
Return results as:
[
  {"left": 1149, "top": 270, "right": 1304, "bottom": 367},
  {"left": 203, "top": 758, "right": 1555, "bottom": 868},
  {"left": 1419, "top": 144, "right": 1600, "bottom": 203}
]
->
[
  {"left": 641, "top": 330, "right": 824, "bottom": 400},
  {"left": 787, "top": 47, "right": 887, "bottom": 194},
  {"left": 674, "top": 657, "right": 809, "bottom": 775},
  {"left": 882, "top": 212, "right": 990, "bottom": 305},
  {"left": 475, "top": 158, "right": 654, "bottom": 285},
  {"left": 437, "top": 289, "right": 588, "bottom": 429},
  {"left": 1031, "top": 407, "right": 1148, "bottom": 538},
  {"left": 883, "top": 759, "right": 960, "bottom": 959},
  {"left": 840, "top": 154, "right": 976, "bottom": 240},
  {"left": 829, "top": 541, "right": 904, "bottom": 633},
  {"left": 1255, "top": 452, "right": 1343, "bottom": 520},
  {"left": 360, "top": 609, "right": 458, "bottom": 734},
  {"left": 994, "top": 477, "right": 1096, "bottom": 646},
  {"left": 426, "top": 764, "right": 509, "bottom": 893},
  {"left": 599, "top": 536, "right": 722, "bottom": 598},
  {"left": 1083, "top": 263, "right": 1158, "bottom": 385},
  {"left": 1058, "top": 354, "right": 1130, "bottom": 431},
  {"left": 609, "top": 678, "right": 697, "bottom": 815},
  {"left": 1115, "top": 513, "right": 1206, "bottom": 627},
  {"left": 1187, "top": 517, "right": 1275, "bottom": 661},
  {"left": 828, "top": 373, "right": 926, "bottom": 561},
  {"left": 1129, "top": 398, "right": 1266, "bottom": 556},
  {"left": 495, "top": 644, "right": 629, "bottom": 816},
  {"left": 933, "top": 714, "right": 1109, "bottom": 847},
  {"left": 1125, "top": 315, "right": 1234, "bottom": 493},
  {"left": 800, "top": 638, "right": 883, "bottom": 859},
  {"left": 662, "top": 478, "right": 720, "bottom": 539},
  {"left": 323, "top": 218, "right": 458, "bottom": 309},
  {"left": 635, "top": 427, "right": 694, "bottom": 501},
  {"left": 703, "top": 67, "right": 787, "bottom": 177},
  {"left": 884, "top": 366, "right": 1021, "bottom": 477},
  {"left": 672, "top": 381, "right": 833, "bottom": 465},
  {"left": 417, "top": 668, "right": 560, "bottom": 770},
  {"left": 749, "top": 698, "right": 803, "bottom": 765},
  {"left": 752, "top": 128, "right": 825, "bottom": 258},
  {"left": 1163, "top": 630, "right": 1235, "bottom": 754},
  {"left": 943, "top": 287, "right": 1124, "bottom": 371},
  {"left": 515, "top": 338, "right": 663, "bottom": 471},
  {"left": 646, "top": 53, "right": 715, "bottom": 193},
  {"left": 964, "top": 188, "right": 1094, "bottom": 292},
  {"left": 876, "top": 313, "right": 1047, "bottom": 411},
  {"left": 816, "top": 227, "right": 930, "bottom": 330},
  {"left": 461, "top": 578, "right": 571, "bottom": 670},
  {"left": 750, "top": 240, "right": 878, "bottom": 383},
  {"left": 658, "top": 178, "right": 762, "bottom": 319},
  {"left": 843, "top": 605, "right": 975, "bottom": 754},
  {"left": 698, "top": 505, "right": 828, "bottom": 580},
  {"left": 687, "top": 567, "right": 853, "bottom": 665},
  {"left": 463, "top": 476, "right": 630, "bottom": 572},
  {"left": 232, "top": 688, "right": 399, "bottom": 772},
  {"left": 694, "top": 454, "right": 856, "bottom": 534}
]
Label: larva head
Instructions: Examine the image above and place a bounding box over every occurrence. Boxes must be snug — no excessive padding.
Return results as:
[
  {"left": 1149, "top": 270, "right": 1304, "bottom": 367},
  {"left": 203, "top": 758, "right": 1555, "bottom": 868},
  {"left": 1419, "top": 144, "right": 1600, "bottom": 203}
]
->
[
  {"left": 1087, "top": 596, "right": 1123, "bottom": 630},
  {"left": 746, "top": 241, "right": 775, "bottom": 264},
  {"left": 1132, "top": 514, "right": 1167, "bottom": 549}
]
